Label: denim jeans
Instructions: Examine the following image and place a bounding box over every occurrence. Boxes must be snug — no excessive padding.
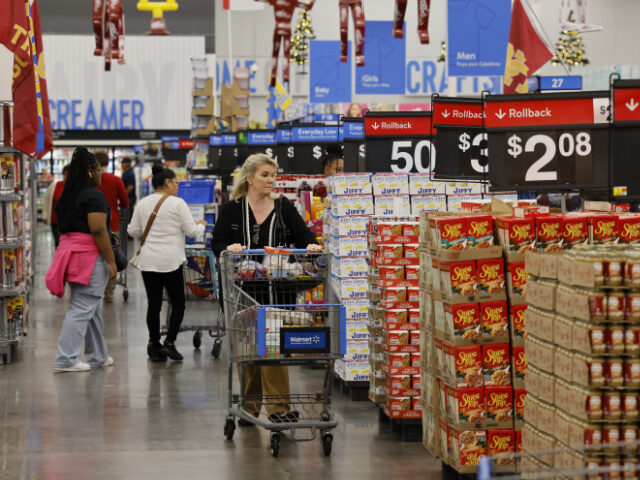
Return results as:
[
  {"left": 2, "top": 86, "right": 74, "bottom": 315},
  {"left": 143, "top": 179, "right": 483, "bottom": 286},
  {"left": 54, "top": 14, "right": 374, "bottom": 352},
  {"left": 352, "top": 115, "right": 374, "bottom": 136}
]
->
[{"left": 53, "top": 255, "right": 110, "bottom": 368}]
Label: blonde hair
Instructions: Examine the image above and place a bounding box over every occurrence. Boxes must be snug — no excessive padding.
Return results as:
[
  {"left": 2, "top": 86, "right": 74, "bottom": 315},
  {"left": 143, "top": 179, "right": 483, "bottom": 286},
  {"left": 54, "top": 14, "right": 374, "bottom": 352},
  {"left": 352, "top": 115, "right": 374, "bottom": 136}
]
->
[{"left": 230, "top": 153, "right": 278, "bottom": 201}]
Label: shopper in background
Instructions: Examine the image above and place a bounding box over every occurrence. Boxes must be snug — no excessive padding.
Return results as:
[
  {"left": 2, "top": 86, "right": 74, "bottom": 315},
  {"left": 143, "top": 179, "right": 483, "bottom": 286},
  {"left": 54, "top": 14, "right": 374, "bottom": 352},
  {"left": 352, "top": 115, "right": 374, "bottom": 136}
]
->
[
  {"left": 128, "top": 164, "right": 207, "bottom": 362},
  {"left": 44, "top": 165, "right": 70, "bottom": 248},
  {"left": 94, "top": 150, "right": 129, "bottom": 302},
  {"left": 323, "top": 149, "right": 344, "bottom": 177},
  {"left": 46, "top": 147, "right": 117, "bottom": 372},
  {"left": 212, "top": 153, "right": 320, "bottom": 425},
  {"left": 120, "top": 156, "right": 136, "bottom": 214}
]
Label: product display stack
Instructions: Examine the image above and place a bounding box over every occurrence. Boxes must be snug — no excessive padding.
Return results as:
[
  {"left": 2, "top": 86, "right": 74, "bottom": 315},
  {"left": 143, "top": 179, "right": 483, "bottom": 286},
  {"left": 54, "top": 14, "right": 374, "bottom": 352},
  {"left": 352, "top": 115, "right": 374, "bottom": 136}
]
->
[
  {"left": 521, "top": 215, "right": 640, "bottom": 477},
  {"left": 191, "top": 58, "right": 215, "bottom": 137},
  {"left": 325, "top": 173, "right": 373, "bottom": 392},
  {"left": 419, "top": 209, "right": 522, "bottom": 474}
]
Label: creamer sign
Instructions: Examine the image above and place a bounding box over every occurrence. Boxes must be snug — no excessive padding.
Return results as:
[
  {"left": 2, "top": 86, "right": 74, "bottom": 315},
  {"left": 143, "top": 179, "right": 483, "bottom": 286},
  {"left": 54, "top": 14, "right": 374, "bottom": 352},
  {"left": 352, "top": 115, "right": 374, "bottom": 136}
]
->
[{"left": 49, "top": 99, "right": 145, "bottom": 130}]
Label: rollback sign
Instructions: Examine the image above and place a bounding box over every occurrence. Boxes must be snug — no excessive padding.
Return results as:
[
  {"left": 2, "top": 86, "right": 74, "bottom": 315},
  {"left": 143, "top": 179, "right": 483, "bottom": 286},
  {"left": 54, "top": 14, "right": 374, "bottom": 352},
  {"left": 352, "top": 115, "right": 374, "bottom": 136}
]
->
[
  {"left": 611, "top": 79, "right": 640, "bottom": 200},
  {"left": 364, "top": 112, "right": 436, "bottom": 173},
  {"left": 290, "top": 125, "right": 340, "bottom": 174},
  {"left": 432, "top": 97, "right": 488, "bottom": 180},
  {"left": 484, "top": 91, "right": 610, "bottom": 190}
]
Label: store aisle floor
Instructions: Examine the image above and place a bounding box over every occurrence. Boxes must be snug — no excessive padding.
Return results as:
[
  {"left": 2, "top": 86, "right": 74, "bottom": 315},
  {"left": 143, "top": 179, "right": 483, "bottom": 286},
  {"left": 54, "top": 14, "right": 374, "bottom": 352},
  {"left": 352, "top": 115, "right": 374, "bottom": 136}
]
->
[{"left": 0, "top": 226, "right": 441, "bottom": 480}]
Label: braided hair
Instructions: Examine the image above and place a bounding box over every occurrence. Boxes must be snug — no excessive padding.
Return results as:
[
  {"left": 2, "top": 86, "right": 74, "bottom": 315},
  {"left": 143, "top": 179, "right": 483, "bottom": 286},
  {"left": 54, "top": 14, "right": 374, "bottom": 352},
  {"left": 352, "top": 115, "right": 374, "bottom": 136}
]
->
[{"left": 56, "top": 147, "right": 100, "bottom": 228}]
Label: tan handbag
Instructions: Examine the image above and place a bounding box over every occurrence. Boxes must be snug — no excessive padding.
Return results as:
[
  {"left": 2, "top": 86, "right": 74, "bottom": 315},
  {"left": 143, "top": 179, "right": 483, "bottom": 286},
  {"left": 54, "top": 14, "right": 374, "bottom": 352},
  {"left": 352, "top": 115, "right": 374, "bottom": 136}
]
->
[{"left": 129, "top": 194, "right": 170, "bottom": 269}]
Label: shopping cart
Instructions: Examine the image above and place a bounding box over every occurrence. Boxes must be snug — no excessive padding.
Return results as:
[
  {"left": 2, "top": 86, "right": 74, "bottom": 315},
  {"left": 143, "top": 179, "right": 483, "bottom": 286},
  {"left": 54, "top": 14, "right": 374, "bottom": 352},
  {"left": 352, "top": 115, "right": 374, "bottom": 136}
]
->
[
  {"left": 158, "top": 245, "right": 225, "bottom": 357},
  {"left": 220, "top": 248, "right": 345, "bottom": 457}
]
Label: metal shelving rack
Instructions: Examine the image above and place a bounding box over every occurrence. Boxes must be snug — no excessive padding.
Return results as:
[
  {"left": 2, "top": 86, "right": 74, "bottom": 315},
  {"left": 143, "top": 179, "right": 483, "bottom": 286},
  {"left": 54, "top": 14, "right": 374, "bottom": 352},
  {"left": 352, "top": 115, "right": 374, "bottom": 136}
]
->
[{"left": 0, "top": 146, "right": 35, "bottom": 364}]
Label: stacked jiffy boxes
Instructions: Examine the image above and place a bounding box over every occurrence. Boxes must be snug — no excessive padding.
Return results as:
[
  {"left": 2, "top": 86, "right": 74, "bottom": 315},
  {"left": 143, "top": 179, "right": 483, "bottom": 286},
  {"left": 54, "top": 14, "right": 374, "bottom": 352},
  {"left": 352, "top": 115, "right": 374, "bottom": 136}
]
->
[
  {"left": 366, "top": 173, "right": 422, "bottom": 419},
  {"left": 521, "top": 218, "right": 640, "bottom": 477},
  {"left": 326, "top": 173, "right": 373, "bottom": 383}
]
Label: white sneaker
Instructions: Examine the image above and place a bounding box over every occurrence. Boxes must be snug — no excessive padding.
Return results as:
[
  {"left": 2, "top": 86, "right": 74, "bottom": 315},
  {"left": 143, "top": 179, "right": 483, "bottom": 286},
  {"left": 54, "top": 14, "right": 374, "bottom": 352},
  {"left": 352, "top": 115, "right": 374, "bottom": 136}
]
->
[
  {"left": 100, "top": 356, "right": 114, "bottom": 367},
  {"left": 53, "top": 362, "right": 91, "bottom": 372}
]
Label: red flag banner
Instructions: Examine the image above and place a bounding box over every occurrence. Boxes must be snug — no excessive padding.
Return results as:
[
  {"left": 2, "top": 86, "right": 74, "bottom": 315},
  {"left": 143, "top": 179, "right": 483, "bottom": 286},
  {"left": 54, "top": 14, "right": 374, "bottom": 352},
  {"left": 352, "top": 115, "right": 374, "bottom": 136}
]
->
[
  {"left": 1, "top": 0, "right": 52, "bottom": 158},
  {"left": 0, "top": 0, "right": 30, "bottom": 61},
  {"left": 503, "top": 0, "right": 553, "bottom": 94}
]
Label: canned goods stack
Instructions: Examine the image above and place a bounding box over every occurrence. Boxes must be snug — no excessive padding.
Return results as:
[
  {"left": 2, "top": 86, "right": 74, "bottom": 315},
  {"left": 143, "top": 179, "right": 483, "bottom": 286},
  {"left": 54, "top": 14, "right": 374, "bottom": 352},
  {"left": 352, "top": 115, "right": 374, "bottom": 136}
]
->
[
  {"left": 0, "top": 295, "right": 26, "bottom": 341},
  {"left": 523, "top": 241, "right": 640, "bottom": 477}
]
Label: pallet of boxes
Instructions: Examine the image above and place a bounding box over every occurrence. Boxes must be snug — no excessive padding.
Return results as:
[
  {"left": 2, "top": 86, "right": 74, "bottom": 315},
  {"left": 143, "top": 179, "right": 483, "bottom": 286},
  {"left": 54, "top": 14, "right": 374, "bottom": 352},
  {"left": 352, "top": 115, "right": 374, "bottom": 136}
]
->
[
  {"left": 419, "top": 209, "right": 521, "bottom": 474},
  {"left": 325, "top": 174, "right": 374, "bottom": 394},
  {"left": 521, "top": 213, "right": 640, "bottom": 478}
]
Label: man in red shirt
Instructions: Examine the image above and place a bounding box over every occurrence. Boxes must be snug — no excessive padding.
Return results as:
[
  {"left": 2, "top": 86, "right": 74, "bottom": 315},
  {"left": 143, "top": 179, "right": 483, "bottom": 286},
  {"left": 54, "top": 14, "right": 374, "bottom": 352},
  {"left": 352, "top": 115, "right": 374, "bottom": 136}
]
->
[
  {"left": 47, "top": 165, "right": 70, "bottom": 247},
  {"left": 95, "top": 151, "right": 129, "bottom": 302}
]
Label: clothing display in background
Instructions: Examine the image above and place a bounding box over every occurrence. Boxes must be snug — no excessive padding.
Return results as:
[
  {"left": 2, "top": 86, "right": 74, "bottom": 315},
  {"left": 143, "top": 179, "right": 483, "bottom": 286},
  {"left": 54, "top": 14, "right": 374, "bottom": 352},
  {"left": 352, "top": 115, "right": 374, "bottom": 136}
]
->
[
  {"left": 339, "top": 0, "right": 365, "bottom": 66},
  {"left": 257, "top": 0, "right": 317, "bottom": 87},
  {"left": 393, "top": 0, "right": 431, "bottom": 44}
]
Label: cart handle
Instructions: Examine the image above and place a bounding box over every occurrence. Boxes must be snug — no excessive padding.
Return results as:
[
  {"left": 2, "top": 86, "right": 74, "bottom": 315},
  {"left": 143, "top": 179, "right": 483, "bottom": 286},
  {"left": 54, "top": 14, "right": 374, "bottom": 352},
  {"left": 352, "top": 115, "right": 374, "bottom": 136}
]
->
[
  {"left": 258, "top": 304, "right": 343, "bottom": 308},
  {"left": 242, "top": 248, "right": 317, "bottom": 254}
]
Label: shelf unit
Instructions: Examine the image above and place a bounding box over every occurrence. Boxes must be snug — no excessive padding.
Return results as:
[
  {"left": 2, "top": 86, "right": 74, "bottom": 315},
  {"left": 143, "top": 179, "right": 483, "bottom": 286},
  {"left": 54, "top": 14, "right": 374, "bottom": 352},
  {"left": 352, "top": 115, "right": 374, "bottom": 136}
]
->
[{"left": 0, "top": 147, "right": 35, "bottom": 364}]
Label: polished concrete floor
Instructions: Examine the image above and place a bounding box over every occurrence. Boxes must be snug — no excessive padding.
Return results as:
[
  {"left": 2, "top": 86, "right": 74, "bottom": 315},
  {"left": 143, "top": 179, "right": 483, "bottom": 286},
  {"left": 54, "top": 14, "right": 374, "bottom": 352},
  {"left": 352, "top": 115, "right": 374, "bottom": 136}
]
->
[{"left": 0, "top": 226, "right": 442, "bottom": 480}]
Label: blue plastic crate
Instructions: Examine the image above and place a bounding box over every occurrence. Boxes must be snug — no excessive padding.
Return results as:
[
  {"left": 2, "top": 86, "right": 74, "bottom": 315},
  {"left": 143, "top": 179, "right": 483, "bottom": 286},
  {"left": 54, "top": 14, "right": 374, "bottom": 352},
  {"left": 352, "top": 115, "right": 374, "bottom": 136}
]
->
[{"left": 177, "top": 180, "right": 216, "bottom": 204}]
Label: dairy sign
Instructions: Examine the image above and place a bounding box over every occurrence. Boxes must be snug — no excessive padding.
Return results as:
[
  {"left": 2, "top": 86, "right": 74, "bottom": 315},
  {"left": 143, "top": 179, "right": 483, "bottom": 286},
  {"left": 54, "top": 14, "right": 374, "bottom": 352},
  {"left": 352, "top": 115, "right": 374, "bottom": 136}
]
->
[
  {"left": 485, "top": 91, "right": 610, "bottom": 190},
  {"left": 43, "top": 35, "right": 204, "bottom": 131}
]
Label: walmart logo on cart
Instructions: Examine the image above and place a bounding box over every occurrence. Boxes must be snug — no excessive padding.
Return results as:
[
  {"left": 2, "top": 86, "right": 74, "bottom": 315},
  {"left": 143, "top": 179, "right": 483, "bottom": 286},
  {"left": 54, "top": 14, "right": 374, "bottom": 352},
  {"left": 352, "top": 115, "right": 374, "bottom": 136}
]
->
[{"left": 289, "top": 335, "right": 322, "bottom": 345}]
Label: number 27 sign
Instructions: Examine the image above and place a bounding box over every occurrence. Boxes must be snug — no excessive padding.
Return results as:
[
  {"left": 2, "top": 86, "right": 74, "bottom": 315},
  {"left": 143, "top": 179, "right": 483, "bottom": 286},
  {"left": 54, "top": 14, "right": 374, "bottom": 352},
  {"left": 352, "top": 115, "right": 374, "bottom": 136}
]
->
[{"left": 484, "top": 92, "right": 610, "bottom": 190}]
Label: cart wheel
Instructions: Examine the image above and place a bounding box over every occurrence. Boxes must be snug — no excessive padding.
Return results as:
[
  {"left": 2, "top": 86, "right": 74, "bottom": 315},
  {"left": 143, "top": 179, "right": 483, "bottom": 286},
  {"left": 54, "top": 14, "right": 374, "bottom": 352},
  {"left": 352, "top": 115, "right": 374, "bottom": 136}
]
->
[
  {"left": 224, "top": 417, "right": 235, "bottom": 440},
  {"left": 123, "top": 289, "right": 129, "bottom": 302},
  {"left": 193, "top": 331, "right": 202, "bottom": 349},
  {"left": 320, "top": 411, "right": 330, "bottom": 422},
  {"left": 270, "top": 433, "right": 280, "bottom": 457},
  {"left": 322, "top": 433, "right": 333, "bottom": 456},
  {"left": 211, "top": 339, "right": 222, "bottom": 359}
]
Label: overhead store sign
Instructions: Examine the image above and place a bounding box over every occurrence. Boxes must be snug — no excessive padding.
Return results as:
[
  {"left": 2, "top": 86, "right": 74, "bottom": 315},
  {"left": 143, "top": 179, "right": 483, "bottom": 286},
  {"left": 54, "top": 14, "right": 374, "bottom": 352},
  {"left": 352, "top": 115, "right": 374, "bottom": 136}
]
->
[
  {"left": 343, "top": 120, "right": 364, "bottom": 139},
  {"left": 342, "top": 119, "right": 365, "bottom": 173},
  {"left": 44, "top": 35, "right": 203, "bottom": 130},
  {"left": 432, "top": 98, "right": 488, "bottom": 181},
  {"left": 613, "top": 86, "right": 640, "bottom": 123},
  {"left": 355, "top": 21, "right": 406, "bottom": 95},
  {"left": 248, "top": 131, "right": 276, "bottom": 145},
  {"left": 210, "top": 135, "right": 222, "bottom": 146},
  {"left": 309, "top": 41, "right": 352, "bottom": 104},
  {"left": 221, "top": 134, "right": 237, "bottom": 146},
  {"left": 447, "top": 0, "right": 511, "bottom": 76},
  {"left": 292, "top": 126, "right": 339, "bottom": 143},
  {"left": 364, "top": 112, "right": 436, "bottom": 173},
  {"left": 485, "top": 91, "right": 610, "bottom": 190},
  {"left": 611, "top": 80, "right": 640, "bottom": 201}
]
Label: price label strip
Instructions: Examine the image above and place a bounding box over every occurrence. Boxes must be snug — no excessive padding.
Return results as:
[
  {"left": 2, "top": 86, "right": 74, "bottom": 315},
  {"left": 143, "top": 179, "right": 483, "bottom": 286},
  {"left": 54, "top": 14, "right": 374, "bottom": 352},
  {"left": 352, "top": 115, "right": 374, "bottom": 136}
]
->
[
  {"left": 219, "top": 133, "right": 239, "bottom": 173},
  {"left": 432, "top": 97, "right": 488, "bottom": 181},
  {"left": 364, "top": 112, "right": 436, "bottom": 174},
  {"left": 276, "top": 127, "right": 295, "bottom": 173},
  {"left": 611, "top": 79, "right": 640, "bottom": 199},
  {"left": 291, "top": 125, "right": 340, "bottom": 174},
  {"left": 246, "top": 130, "right": 277, "bottom": 162},
  {"left": 484, "top": 92, "right": 610, "bottom": 190}
]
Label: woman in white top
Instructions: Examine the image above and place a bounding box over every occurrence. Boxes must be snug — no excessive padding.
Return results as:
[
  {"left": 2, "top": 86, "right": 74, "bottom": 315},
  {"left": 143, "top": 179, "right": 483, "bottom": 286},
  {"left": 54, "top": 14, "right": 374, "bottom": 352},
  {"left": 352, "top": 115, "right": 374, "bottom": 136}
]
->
[{"left": 128, "top": 164, "right": 207, "bottom": 361}]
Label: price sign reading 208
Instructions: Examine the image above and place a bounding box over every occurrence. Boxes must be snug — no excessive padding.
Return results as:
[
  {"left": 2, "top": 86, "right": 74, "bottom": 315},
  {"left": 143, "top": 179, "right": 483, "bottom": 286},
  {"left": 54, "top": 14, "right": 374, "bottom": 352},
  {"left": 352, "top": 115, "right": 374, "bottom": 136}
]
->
[{"left": 506, "top": 131, "right": 592, "bottom": 183}]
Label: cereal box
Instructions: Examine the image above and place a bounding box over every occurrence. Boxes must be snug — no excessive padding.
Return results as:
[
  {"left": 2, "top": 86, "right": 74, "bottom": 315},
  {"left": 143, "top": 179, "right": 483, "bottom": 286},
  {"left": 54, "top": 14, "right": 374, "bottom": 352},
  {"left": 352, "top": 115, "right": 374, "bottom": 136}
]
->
[
  {"left": 388, "top": 396, "right": 412, "bottom": 412},
  {"left": 445, "top": 303, "right": 481, "bottom": 340},
  {"left": 514, "top": 389, "right": 527, "bottom": 423},
  {"left": 563, "top": 214, "right": 589, "bottom": 248},
  {"left": 377, "top": 244, "right": 404, "bottom": 259},
  {"left": 435, "top": 216, "right": 468, "bottom": 250},
  {"left": 386, "top": 330, "right": 411, "bottom": 346},
  {"left": 378, "top": 266, "right": 405, "bottom": 280},
  {"left": 483, "top": 344, "right": 511, "bottom": 387},
  {"left": 404, "top": 245, "right": 419, "bottom": 259},
  {"left": 499, "top": 216, "right": 535, "bottom": 254},
  {"left": 512, "top": 347, "right": 527, "bottom": 383},
  {"left": 409, "top": 174, "right": 446, "bottom": 195},
  {"left": 372, "top": 173, "right": 409, "bottom": 196},
  {"left": 536, "top": 215, "right": 564, "bottom": 252},
  {"left": 405, "top": 265, "right": 420, "bottom": 280},
  {"left": 441, "top": 261, "right": 478, "bottom": 297},
  {"left": 372, "top": 222, "right": 404, "bottom": 236},
  {"left": 487, "top": 430, "right": 515, "bottom": 465},
  {"left": 507, "top": 262, "right": 527, "bottom": 297},
  {"left": 485, "top": 387, "right": 513, "bottom": 423},
  {"left": 477, "top": 258, "right": 505, "bottom": 295},
  {"left": 510, "top": 304, "right": 527, "bottom": 340},
  {"left": 480, "top": 301, "right": 509, "bottom": 338},
  {"left": 619, "top": 215, "right": 640, "bottom": 244},
  {"left": 467, "top": 215, "right": 494, "bottom": 248},
  {"left": 589, "top": 214, "right": 619, "bottom": 244},
  {"left": 453, "top": 387, "right": 486, "bottom": 424},
  {"left": 454, "top": 345, "right": 483, "bottom": 388},
  {"left": 451, "top": 429, "right": 487, "bottom": 467}
]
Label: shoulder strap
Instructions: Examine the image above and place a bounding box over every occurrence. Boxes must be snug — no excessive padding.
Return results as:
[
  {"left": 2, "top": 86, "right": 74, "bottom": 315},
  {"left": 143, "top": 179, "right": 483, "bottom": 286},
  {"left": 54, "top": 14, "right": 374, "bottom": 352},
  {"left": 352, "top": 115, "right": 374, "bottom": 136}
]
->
[{"left": 137, "top": 194, "right": 170, "bottom": 251}]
